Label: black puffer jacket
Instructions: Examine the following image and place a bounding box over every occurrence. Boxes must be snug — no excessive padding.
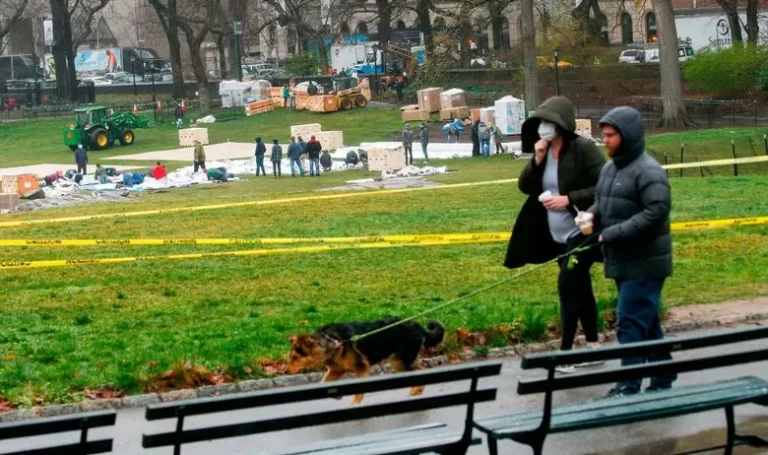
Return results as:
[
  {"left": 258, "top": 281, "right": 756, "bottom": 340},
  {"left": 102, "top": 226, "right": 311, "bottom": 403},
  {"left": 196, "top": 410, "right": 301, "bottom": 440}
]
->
[
  {"left": 590, "top": 107, "right": 672, "bottom": 279},
  {"left": 504, "top": 96, "right": 606, "bottom": 269}
]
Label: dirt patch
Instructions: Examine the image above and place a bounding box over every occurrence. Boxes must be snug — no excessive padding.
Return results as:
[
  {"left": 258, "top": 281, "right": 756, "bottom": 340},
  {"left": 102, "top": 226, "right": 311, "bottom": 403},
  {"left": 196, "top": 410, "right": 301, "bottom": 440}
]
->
[{"left": 665, "top": 297, "right": 768, "bottom": 328}]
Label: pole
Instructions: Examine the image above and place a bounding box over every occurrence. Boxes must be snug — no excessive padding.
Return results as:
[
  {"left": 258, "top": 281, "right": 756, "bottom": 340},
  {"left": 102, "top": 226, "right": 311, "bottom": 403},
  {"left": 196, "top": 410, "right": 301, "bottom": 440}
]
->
[
  {"left": 131, "top": 58, "right": 137, "bottom": 97},
  {"left": 731, "top": 140, "right": 738, "bottom": 176},
  {"left": 679, "top": 143, "right": 684, "bottom": 178},
  {"left": 234, "top": 21, "right": 243, "bottom": 82}
]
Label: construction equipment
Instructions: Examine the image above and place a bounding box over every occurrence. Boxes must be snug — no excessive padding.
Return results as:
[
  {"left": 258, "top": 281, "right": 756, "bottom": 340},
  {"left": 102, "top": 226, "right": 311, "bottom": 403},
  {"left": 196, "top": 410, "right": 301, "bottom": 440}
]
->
[
  {"left": 63, "top": 106, "right": 150, "bottom": 151},
  {"left": 302, "top": 78, "right": 372, "bottom": 113}
]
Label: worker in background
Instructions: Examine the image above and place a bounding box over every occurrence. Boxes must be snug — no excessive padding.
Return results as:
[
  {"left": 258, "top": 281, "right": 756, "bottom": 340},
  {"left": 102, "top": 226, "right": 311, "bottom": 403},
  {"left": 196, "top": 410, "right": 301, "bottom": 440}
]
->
[
  {"left": 207, "top": 167, "right": 229, "bottom": 182},
  {"left": 193, "top": 140, "right": 207, "bottom": 173},
  {"left": 175, "top": 102, "right": 184, "bottom": 129},
  {"left": 151, "top": 161, "right": 168, "bottom": 179},
  {"left": 271, "top": 139, "right": 283, "bottom": 178},
  {"left": 254, "top": 137, "right": 267, "bottom": 177},
  {"left": 320, "top": 150, "right": 333, "bottom": 172},
  {"left": 402, "top": 123, "right": 414, "bottom": 165},
  {"left": 419, "top": 121, "right": 430, "bottom": 164},
  {"left": 287, "top": 136, "right": 305, "bottom": 177},
  {"left": 44, "top": 170, "right": 64, "bottom": 186},
  {"left": 94, "top": 164, "right": 110, "bottom": 183},
  {"left": 74, "top": 144, "right": 88, "bottom": 175},
  {"left": 490, "top": 121, "right": 504, "bottom": 154},
  {"left": 306, "top": 135, "right": 322, "bottom": 177},
  {"left": 282, "top": 84, "right": 290, "bottom": 107},
  {"left": 471, "top": 120, "right": 480, "bottom": 157}
]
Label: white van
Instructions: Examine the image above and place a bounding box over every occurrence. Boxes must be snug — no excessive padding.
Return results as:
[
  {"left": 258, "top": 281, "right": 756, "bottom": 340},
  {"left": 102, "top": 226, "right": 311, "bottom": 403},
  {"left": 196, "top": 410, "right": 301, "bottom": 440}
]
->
[{"left": 634, "top": 45, "right": 694, "bottom": 63}]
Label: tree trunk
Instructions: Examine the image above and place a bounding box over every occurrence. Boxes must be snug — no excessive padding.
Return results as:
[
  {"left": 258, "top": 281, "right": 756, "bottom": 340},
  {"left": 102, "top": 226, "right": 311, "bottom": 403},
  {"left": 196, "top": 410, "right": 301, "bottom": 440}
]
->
[
  {"left": 166, "top": 0, "right": 185, "bottom": 100},
  {"left": 186, "top": 37, "right": 210, "bottom": 114},
  {"left": 489, "top": 1, "right": 504, "bottom": 50},
  {"left": 415, "top": 0, "right": 433, "bottom": 54},
  {"left": 375, "top": 0, "right": 391, "bottom": 46},
  {"left": 746, "top": 0, "right": 759, "bottom": 45},
  {"left": 724, "top": 6, "right": 743, "bottom": 44},
  {"left": 521, "top": 0, "right": 539, "bottom": 110},
  {"left": 50, "top": 0, "right": 73, "bottom": 102},
  {"left": 214, "top": 32, "right": 228, "bottom": 79},
  {"left": 315, "top": 35, "right": 329, "bottom": 71},
  {"left": 459, "top": 20, "right": 471, "bottom": 68},
  {"left": 228, "top": 0, "right": 247, "bottom": 79},
  {"left": 653, "top": 0, "right": 691, "bottom": 127}
]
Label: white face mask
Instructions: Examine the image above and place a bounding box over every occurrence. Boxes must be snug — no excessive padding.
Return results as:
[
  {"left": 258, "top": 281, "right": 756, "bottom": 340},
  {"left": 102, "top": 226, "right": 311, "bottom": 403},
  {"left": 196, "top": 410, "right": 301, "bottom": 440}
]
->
[{"left": 538, "top": 121, "right": 558, "bottom": 142}]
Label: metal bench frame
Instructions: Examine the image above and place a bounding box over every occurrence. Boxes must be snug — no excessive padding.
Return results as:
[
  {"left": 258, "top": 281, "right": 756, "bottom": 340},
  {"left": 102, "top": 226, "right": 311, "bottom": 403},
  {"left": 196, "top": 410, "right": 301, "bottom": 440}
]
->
[{"left": 0, "top": 410, "right": 116, "bottom": 455}]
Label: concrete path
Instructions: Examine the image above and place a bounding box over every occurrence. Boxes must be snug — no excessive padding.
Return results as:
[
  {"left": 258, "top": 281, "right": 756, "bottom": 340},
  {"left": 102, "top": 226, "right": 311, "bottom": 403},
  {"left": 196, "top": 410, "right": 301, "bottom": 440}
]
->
[
  {"left": 5, "top": 330, "right": 766, "bottom": 454},
  {"left": 0, "top": 164, "right": 139, "bottom": 178},
  {"left": 106, "top": 142, "right": 256, "bottom": 162}
]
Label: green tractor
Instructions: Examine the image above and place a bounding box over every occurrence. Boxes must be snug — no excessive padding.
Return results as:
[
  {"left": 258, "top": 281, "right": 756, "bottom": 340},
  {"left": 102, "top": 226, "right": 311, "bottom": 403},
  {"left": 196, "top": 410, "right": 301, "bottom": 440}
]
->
[{"left": 63, "top": 106, "right": 150, "bottom": 151}]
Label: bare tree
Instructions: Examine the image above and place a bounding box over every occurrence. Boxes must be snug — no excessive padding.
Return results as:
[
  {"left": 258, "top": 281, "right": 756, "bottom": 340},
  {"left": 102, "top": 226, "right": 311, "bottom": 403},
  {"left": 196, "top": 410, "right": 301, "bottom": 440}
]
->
[
  {"left": 521, "top": 0, "right": 539, "bottom": 109},
  {"left": 148, "top": 0, "right": 185, "bottom": 99},
  {"left": 0, "top": 0, "right": 29, "bottom": 48},
  {"left": 653, "top": 0, "right": 690, "bottom": 127},
  {"left": 71, "top": 0, "right": 111, "bottom": 50},
  {"left": 713, "top": 0, "right": 743, "bottom": 44},
  {"left": 570, "top": 0, "right": 604, "bottom": 43},
  {"left": 429, "top": 0, "right": 490, "bottom": 67},
  {"left": 745, "top": 0, "right": 759, "bottom": 45},
  {"left": 375, "top": 0, "right": 392, "bottom": 46}
]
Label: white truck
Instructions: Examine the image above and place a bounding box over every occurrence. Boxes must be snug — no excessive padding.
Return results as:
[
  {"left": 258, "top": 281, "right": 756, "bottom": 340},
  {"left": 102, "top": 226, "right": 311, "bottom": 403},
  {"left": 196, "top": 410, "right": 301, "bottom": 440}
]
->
[{"left": 330, "top": 44, "right": 378, "bottom": 73}]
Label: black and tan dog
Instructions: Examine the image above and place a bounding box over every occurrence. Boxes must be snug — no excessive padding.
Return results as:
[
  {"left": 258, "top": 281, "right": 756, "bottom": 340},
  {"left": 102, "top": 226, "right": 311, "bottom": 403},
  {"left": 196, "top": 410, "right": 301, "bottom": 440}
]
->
[{"left": 287, "top": 317, "right": 445, "bottom": 404}]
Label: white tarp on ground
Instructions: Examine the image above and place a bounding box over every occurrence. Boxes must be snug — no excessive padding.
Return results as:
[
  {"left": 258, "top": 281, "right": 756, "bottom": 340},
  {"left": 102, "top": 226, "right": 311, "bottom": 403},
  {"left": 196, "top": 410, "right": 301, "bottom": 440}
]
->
[
  {"left": 335, "top": 141, "right": 523, "bottom": 161},
  {"left": 381, "top": 165, "right": 448, "bottom": 179}
]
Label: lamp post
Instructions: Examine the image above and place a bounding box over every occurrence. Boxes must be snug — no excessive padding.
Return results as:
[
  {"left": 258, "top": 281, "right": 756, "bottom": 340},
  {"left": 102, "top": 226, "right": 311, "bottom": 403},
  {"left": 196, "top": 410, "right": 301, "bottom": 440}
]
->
[
  {"left": 552, "top": 47, "right": 561, "bottom": 96},
  {"left": 130, "top": 56, "right": 137, "bottom": 97},
  {"left": 372, "top": 44, "right": 379, "bottom": 96}
]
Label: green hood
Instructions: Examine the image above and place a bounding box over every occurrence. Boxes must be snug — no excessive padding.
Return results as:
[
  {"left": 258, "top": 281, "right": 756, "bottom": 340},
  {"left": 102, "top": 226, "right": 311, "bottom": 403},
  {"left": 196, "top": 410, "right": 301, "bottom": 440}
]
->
[{"left": 521, "top": 96, "right": 577, "bottom": 154}]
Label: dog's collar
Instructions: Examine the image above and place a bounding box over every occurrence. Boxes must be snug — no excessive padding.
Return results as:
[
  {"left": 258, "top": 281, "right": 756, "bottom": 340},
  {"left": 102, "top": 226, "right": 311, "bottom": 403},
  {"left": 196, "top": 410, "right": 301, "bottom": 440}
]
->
[{"left": 317, "top": 333, "right": 344, "bottom": 352}]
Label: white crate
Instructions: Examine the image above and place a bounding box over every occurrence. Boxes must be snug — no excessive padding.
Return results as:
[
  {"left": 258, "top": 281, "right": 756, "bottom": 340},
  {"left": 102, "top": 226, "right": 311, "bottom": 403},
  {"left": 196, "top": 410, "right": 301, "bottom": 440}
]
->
[
  {"left": 368, "top": 146, "right": 406, "bottom": 172},
  {"left": 179, "top": 128, "right": 209, "bottom": 147},
  {"left": 290, "top": 123, "right": 322, "bottom": 139},
  {"left": 313, "top": 131, "right": 344, "bottom": 151}
]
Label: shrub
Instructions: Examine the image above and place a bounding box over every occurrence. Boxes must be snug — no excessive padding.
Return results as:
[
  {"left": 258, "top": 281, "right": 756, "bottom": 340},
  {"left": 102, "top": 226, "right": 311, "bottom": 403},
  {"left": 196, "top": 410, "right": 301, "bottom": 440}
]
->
[{"left": 683, "top": 45, "right": 768, "bottom": 98}]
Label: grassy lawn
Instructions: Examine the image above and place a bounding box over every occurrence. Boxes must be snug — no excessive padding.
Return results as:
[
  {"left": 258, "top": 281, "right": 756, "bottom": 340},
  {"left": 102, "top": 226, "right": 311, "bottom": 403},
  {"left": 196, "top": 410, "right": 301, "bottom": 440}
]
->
[{"left": 0, "top": 111, "right": 766, "bottom": 407}]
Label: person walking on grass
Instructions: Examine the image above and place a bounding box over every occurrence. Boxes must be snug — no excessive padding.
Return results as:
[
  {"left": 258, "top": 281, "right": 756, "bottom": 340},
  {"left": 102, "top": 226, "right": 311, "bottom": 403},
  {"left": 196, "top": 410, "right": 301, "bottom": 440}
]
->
[
  {"left": 254, "top": 137, "right": 267, "bottom": 177},
  {"left": 193, "top": 140, "right": 207, "bottom": 173},
  {"left": 306, "top": 135, "right": 322, "bottom": 177},
  {"left": 175, "top": 102, "right": 184, "bottom": 129},
  {"left": 271, "top": 139, "right": 283, "bottom": 178},
  {"left": 402, "top": 123, "right": 414, "bottom": 165},
  {"left": 419, "top": 121, "right": 430, "bottom": 164},
  {"left": 287, "top": 136, "right": 305, "bottom": 177},
  {"left": 582, "top": 106, "right": 675, "bottom": 397},
  {"left": 491, "top": 122, "right": 504, "bottom": 154},
  {"left": 504, "top": 96, "right": 607, "bottom": 375},
  {"left": 74, "top": 144, "right": 88, "bottom": 175}
]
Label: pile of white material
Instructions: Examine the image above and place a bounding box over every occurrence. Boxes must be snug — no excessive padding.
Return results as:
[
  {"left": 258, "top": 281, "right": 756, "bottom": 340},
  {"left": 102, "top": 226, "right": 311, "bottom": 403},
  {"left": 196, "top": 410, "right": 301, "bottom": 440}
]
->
[
  {"left": 196, "top": 115, "right": 217, "bottom": 124},
  {"left": 381, "top": 165, "right": 448, "bottom": 179},
  {"left": 337, "top": 141, "right": 523, "bottom": 161}
]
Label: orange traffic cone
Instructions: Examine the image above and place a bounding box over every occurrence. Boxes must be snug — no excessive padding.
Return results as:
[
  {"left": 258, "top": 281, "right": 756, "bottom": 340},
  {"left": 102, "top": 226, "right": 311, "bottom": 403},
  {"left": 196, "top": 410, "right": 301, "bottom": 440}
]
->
[
  {"left": 133, "top": 104, "right": 138, "bottom": 114},
  {"left": 156, "top": 100, "right": 163, "bottom": 111}
]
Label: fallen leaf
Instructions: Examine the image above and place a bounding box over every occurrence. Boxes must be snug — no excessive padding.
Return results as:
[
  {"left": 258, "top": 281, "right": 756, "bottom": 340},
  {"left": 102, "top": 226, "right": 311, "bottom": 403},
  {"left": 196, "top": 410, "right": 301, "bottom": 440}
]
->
[
  {"left": 84, "top": 387, "right": 124, "bottom": 400},
  {"left": 149, "top": 361, "right": 158, "bottom": 368},
  {"left": 243, "top": 366, "right": 252, "bottom": 374},
  {"left": 3, "top": 354, "right": 16, "bottom": 361},
  {"left": 73, "top": 371, "right": 80, "bottom": 379}
]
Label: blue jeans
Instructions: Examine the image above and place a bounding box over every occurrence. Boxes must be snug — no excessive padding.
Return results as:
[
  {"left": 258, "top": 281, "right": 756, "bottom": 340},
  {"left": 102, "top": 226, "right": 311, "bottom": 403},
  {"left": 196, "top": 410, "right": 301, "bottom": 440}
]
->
[
  {"left": 291, "top": 157, "right": 304, "bottom": 176},
  {"left": 481, "top": 139, "right": 491, "bottom": 156},
  {"left": 421, "top": 142, "right": 429, "bottom": 162},
  {"left": 309, "top": 158, "right": 320, "bottom": 175},
  {"left": 255, "top": 156, "right": 266, "bottom": 176},
  {"left": 615, "top": 278, "right": 676, "bottom": 393}
]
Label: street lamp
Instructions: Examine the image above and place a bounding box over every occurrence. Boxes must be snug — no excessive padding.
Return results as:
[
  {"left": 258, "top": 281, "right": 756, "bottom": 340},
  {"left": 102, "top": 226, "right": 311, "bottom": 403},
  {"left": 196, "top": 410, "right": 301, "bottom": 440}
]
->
[
  {"left": 130, "top": 56, "right": 137, "bottom": 97},
  {"left": 552, "top": 48, "right": 561, "bottom": 96}
]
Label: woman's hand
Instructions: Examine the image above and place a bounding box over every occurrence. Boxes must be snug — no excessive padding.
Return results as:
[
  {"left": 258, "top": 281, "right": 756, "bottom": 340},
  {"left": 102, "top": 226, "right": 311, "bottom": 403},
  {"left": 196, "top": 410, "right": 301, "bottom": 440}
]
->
[{"left": 542, "top": 195, "right": 569, "bottom": 211}]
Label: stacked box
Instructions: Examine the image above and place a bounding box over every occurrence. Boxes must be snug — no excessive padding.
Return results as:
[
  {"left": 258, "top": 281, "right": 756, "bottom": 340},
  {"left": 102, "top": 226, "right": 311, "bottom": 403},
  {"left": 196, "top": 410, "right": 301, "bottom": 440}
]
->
[
  {"left": 314, "top": 131, "right": 344, "bottom": 151},
  {"left": 308, "top": 95, "right": 339, "bottom": 113},
  {"left": 290, "top": 123, "right": 322, "bottom": 138},
  {"left": 418, "top": 88, "right": 442, "bottom": 113},
  {"left": 440, "top": 88, "right": 467, "bottom": 109},
  {"left": 0, "top": 193, "right": 20, "bottom": 211},
  {"left": 179, "top": 128, "right": 210, "bottom": 147},
  {"left": 368, "top": 146, "right": 407, "bottom": 172},
  {"left": 270, "top": 87, "right": 284, "bottom": 107},
  {"left": 1, "top": 175, "right": 17, "bottom": 194},
  {"left": 400, "top": 104, "right": 420, "bottom": 111},
  {"left": 575, "top": 119, "right": 592, "bottom": 138},
  {"left": 294, "top": 94, "right": 310, "bottom": 111},
  {"left": 439, "top": 106, "right": 471, "bottom": 121},
  {"left": 402, "top": 109, "right": 430, "bottom": 122},
  {"left": 479, "top": 107, "right": 495, "bottom": 125},
  {"left": 245, "top": 99, "right": 274, "bottom": 116}
]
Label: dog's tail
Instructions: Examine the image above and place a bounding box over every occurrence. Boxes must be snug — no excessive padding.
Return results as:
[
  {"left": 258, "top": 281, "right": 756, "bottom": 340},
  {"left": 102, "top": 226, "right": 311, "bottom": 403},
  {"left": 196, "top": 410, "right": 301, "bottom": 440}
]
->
[{"left": 422, "top": 320, "right": 445, "bottom": 348}]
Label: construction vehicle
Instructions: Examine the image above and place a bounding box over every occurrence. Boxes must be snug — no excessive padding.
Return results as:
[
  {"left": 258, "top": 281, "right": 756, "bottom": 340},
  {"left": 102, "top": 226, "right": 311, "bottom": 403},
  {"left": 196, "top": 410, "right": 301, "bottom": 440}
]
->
[
  {"left": 298, "top": 77, "right": 372, "bottom": 113},
  {"left": 63, "top": 106, "right": 149, "bottom": 151}
]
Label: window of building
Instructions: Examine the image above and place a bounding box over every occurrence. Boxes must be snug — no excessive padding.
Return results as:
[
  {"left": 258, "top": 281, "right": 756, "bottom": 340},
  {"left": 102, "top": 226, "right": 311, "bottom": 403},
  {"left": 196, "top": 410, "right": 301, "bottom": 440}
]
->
[
  {"left": 646, "top": 12, "right": 657, "bottom": 42},
  {"left": 621, "top": 13, "right": 633, "bottom": 44}
]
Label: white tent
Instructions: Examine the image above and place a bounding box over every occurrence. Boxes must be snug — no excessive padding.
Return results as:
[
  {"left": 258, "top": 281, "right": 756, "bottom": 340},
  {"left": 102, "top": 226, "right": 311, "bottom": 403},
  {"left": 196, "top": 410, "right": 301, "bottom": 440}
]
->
[{"left": 494, "top": 96, "right": 526, "bottom": 135}]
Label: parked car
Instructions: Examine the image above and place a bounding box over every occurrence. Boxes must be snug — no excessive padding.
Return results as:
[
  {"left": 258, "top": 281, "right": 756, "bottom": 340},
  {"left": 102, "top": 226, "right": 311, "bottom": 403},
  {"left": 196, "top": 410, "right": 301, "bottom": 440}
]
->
[
  {"left": 618, "top": 49, "right": 643, "bottom": 64},
  {"left": 635, "top": 45, "right": 694, "bottom": 63}
]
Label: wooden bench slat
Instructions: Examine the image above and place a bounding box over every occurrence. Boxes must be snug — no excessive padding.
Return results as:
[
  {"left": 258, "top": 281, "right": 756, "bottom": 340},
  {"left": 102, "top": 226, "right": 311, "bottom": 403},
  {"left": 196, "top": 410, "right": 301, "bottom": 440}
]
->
[
  {"left": 3, "top": 439, "right": 113, "bottom": 455},
  {"left": 261, "top": 423, "right": 449, "bottom": 455},
  {"left": 518, "top": 348, "right": 768, "bottom": 394},
  {"left": 143, "top": 388, "right": 497, "bottom": 448},
  {"left": 475, "top": 376, "right": 768, "bottom": 437},
  {"left": 522, "top": 326, "right": 768, "bottom": 369},
  {"left": 146, "top": 362, "right": 503, "bottom": 420},
  {"left": 0, "top": 411, "right": 116, "bottom": 440},
  {"left": 261, "top": 426, "right": 475, "bottom": 455}
]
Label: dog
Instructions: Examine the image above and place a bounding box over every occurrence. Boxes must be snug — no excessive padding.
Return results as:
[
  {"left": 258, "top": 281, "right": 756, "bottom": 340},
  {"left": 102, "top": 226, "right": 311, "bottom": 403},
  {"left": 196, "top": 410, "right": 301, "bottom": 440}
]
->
[{"left": 287, "top": 317, "right": 445, "bottom": 404}]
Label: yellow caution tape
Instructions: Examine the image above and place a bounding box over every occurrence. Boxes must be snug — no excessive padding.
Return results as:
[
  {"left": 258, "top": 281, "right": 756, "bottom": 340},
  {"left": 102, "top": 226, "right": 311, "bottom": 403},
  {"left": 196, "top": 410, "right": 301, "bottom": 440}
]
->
[
  {"left": 0, "top": 233, "right": 508, "bottom": 247},
  {"left": 662, "top": 155, "right": 768, "bottom": 170},
  {"left": 0, "top": 238, "right": 503, "bottom": 270},
  {"left": 0, "top": 178, "right": 520, "bottom": 229},
  {"left": 0, "top": 216, "right": 765, "bottom": 249}
]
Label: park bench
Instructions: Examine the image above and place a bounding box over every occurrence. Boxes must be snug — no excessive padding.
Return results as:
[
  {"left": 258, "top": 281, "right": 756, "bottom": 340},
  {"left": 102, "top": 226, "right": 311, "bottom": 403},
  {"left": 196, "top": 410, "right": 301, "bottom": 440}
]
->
[
  {"left": 474, "top": 326, "right": 768, "bottom": 455},
  {"left": 142, "top": 360, "right": 502, "bottom": 455},
  {"left": 0, "top": 410, "right": 116, "bottom": 454}
]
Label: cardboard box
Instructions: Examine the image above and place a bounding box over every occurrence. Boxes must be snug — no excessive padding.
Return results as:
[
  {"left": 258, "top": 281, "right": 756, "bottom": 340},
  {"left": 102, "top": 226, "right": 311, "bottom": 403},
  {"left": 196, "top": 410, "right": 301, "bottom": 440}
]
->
[
  {"left": 575, "top": 119, "right": 592, "bottom": 138},
  {"left": 417, "top": 88, "right": 442, "bottom": 113},
  {"left": 440, "top": 88, "right": 467, "bottom": 110},
  {"left": 0, "top": 192, "right": 20, "bottom": 211},
  {"left": 179, "top": 128, "right": 209, "bottom": 147},
  {"left": 245, "top": 99, "right": 274, "bottom": 116},
  {"left": 2, "top": 174, "right": 39, "bottom": 195},
  {"left": 308, "top": 95, "right": 339, "bottom": 113},
  {"left": 439, "top": 106, "right": 471, "bottom": 121},
  {"left": 294, "top": 94, "right": 310, "bottom": 111},
  {"left": 400, "top": 104, "right": 420, "bottom": 111},
  {"left": 290, "top": 123, "right": 322, "bottom": 138},
  {"left": 402, "top": 109, "right": 430, "bottom": 122},
  {"left": 368, "top": 146, "right": 407, "bottom": 172},
  {"left": 314, "top": 131, "right": 344, "bottom": 151}
]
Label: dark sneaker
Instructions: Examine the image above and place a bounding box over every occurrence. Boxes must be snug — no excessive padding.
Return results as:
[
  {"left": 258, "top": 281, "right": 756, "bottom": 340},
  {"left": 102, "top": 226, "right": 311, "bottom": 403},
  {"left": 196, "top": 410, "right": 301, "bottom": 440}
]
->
[
  {"left": 645, "top": 384, "right": 673, "bottom": 393},
  {"left": 605, "top": 387, "right": 639, "bottom": 398}
]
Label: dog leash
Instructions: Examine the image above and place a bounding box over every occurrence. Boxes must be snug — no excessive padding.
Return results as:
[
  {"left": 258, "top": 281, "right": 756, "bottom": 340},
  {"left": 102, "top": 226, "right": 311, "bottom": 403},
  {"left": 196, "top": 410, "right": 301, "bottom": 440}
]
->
[{"left": 347, "top": 234, "right": 600, "bottom": 343}]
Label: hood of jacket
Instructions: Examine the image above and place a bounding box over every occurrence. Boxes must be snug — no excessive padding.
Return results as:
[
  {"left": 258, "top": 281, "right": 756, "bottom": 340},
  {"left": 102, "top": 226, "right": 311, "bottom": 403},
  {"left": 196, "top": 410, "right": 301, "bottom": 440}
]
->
[
  {"left": 521, "top": 96, "right": 577, "bottom": 154},
  {"left": 599, "top": 106, "right": 645, "bottom": 169}
]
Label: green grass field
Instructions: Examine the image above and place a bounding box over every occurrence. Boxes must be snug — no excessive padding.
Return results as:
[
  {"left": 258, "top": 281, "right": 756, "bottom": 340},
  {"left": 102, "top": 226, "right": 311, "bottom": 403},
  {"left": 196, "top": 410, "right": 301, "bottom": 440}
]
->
[{"left": 0, "top": 109, "right": 766, "bottom": 407}]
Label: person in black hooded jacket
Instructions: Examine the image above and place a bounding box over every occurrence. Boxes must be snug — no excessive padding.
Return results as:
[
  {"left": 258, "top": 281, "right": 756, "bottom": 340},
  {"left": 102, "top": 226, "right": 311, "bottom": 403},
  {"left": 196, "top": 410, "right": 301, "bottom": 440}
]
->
[
  {"left": 585, "top": 106, "right": 675, "bottom": 396},
  {"left": 504, "top": 96, "right": 606, "bottom": 374}
]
